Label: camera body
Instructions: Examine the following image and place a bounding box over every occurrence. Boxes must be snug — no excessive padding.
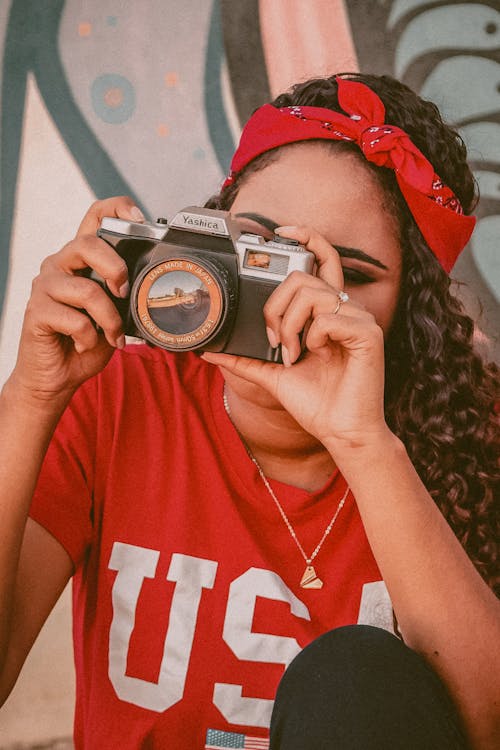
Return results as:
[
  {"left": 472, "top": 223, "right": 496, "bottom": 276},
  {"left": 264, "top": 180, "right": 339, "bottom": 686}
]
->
[{"left": 94, "top": 206, "right": 316, "bottom": 361}]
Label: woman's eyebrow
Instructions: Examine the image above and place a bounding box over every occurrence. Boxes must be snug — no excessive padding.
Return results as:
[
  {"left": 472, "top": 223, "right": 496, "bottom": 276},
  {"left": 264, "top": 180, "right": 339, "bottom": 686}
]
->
[
  {"left": 335, "top": 245, "right": 389, "bottom": 270},
  {"left": 235, "top": 213, "right": 389, "bottom": 270},
  {"left": 234, "top": 212, "right": 280, "bottom": 234}
]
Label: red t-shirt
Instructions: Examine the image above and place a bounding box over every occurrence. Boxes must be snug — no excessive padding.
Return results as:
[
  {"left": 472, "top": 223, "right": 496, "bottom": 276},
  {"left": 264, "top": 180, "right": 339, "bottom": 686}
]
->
[{"left": 30, "top": 345, "right": 392, "bottom": 749}]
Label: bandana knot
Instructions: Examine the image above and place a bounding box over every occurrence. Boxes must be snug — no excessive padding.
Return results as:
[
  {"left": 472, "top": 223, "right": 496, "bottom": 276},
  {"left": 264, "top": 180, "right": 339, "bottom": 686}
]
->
[
  {"left": 359, "top": 124, "right": 435, "bottom": 195},
  {"left": 222, "top": 76, "right": 475, "bottom": 272}
]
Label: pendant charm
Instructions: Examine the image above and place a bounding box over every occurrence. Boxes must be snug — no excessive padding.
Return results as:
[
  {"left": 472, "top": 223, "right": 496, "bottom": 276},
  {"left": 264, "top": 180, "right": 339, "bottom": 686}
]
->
[{"left": 300, "top": 565, "right": 323, "bottom": 589}]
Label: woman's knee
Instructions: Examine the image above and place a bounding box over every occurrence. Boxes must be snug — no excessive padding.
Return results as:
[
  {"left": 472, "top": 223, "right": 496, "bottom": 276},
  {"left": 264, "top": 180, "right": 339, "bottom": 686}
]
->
[{"left": 270, "top": 625, "right": 467, "bottom": 749}]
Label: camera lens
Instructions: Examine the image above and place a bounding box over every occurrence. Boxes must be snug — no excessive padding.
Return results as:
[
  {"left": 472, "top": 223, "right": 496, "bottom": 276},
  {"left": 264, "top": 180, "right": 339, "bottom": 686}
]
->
[
  {"left": 147, "top": 270, "right": 211, "bottom": 335},
  {"left": 131, "top": 256, "right": 234, "bottom": 349}
]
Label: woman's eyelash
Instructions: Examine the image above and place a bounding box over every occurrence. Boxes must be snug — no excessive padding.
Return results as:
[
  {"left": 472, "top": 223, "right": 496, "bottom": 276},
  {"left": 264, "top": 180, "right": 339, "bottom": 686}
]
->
[{"left": 342, "top": 267, "right": 376, "bottom": 284}]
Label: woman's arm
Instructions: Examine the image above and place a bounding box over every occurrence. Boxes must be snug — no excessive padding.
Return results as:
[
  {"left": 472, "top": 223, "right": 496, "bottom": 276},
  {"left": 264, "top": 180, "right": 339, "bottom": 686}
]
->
[
  {"left": 327, "top": 429, "right": 500, "bottom": 750},
  {"left": 0, "top": 381, "right": 73, "bottom": 702},
  {"left": 0, "top": 197, "right": 140, "bottom": 700},
  {"left": 0, "top": 378, "right": 71, "bottom": 702}
]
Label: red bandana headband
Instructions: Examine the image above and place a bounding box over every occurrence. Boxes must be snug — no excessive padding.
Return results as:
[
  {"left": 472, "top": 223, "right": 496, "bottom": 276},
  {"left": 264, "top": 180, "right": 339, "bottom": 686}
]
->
[{"left": 223, "top": 76, "right": 475, "bottom": 272}]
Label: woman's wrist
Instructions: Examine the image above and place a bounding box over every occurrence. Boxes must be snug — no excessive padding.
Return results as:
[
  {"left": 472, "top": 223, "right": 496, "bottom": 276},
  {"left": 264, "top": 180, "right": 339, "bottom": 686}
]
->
[
  {"left": 323, "top": 425, "right": 408, "bottom": 486},
  {"left": 323, "top": 423, "right": 401, "bottom": 461},
  {"left": 1, "top": 371, "right": 74, "bottom": 423}
]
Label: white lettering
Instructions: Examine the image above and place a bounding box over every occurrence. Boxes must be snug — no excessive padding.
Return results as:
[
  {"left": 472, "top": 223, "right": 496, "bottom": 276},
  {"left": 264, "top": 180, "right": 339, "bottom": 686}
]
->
[
  {"left": 183, "top": 216, "right": 220, "bottom": 230},
  {"left": 213, "top": 568, "right": 310, "bottom": 727},
  {"left": 357, "top": 580, "right": 394, "bottom": 633},
  {"left": 108, "top": 543, "right": 217, "bottom": 712},
  {"left": 106, "top": 545, "right": 389, "bottom": 728}
]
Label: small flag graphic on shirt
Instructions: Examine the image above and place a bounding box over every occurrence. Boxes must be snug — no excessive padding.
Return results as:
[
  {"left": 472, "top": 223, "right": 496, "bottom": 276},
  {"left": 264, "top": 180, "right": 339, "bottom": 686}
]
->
[{"left": 205, "top": 728, "right": 269, "bottom": 749}]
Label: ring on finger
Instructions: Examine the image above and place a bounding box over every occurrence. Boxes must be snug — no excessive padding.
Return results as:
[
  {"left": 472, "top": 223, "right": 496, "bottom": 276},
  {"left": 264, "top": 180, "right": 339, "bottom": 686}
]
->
[{"left": 333, "top": 290, "right": 349, "bottom": 315}]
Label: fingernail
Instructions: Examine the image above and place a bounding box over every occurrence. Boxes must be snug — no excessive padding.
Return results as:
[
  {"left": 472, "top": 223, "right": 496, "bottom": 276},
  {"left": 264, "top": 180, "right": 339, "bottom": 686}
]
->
[
  {"left": 116, "top": 334, "right": 126, "bottom": 349},
  {"left": 200, "top": 352, "right": 217, "bottom": 364},
  {"left": 119, "top": 280, "right": 130, "bottom": 298},
  {"left": 130, "top": 206, "right": 145, "bottom": 222},
  {"left": 275, "top": 225, "right": 297, "bottom": 235},
  {"left": 281, "top": 345, "right": 292, "bottom": 367},
  {"left": 74, "top": 341, "right": 86, "bottom": 354},
  {"left": 266, "top": 326, "right": 279, "bottom": 348}
]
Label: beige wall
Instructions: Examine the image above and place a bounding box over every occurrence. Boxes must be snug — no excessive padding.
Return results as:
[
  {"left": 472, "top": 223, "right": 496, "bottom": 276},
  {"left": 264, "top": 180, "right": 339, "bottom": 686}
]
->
[
  {"left": 0, "top": 76, "right": 96, "bottom": 384},
  {"left": 0, "top": 76, "right": 90, "bottom": 749},
  {"left": 0, "top": 589, "right": 74, "bottom": 746}
]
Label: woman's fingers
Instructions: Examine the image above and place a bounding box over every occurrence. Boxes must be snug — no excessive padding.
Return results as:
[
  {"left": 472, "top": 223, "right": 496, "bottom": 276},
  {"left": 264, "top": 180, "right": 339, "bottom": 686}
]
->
[
  {"left": 76, "top": 196, "right": 145, "bottom": 237},
  {"left": 32, "top": 231, "right": 130, "bottom": 350},
  {"left": 26, "top": 295, "right": 104, "bottom": 354},
  {"left": 305, "top": 311, "right": 384, "bottom": 365},
  {"left": 42, "top": 235, "right": 129, "bottom": 299},
  {"left": 263, "top": 224, "right": 351, "bottom": 362},
  {"left": 201, "top": 351, "right": 280, "bottom": 391},
  {"left": 264, "top": 273, "right": 364, "bottom": 364},
  {"left": 275, "top": 225, "right": 344, "bottom": 288},
  {"left": 34, "top": 270, "right": 125, "bottom": 349},
  {"left": 11, "top": 199, "right": 139, "bottom": 397}
]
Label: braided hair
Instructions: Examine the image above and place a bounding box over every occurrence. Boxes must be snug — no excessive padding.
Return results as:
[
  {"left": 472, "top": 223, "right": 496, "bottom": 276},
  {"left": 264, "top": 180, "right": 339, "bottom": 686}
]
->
[{"left": 206, "top": 73, "right": 499, "bottom": 594}]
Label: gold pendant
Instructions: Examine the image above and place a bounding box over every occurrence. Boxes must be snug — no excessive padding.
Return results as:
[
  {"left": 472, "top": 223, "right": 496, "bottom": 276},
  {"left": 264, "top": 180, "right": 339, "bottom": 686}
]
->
[{"left": 300, "top": 565, "right": 323, "bottom": 589}]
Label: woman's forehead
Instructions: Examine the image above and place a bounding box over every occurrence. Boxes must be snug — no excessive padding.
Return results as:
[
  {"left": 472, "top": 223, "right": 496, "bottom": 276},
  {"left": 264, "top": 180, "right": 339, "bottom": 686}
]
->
[
  {"left": 231, "top": 142, "right": 402, "bottom": 267},
  {"left": 234, "top": 142, "right": 388, "bottom": 209}
]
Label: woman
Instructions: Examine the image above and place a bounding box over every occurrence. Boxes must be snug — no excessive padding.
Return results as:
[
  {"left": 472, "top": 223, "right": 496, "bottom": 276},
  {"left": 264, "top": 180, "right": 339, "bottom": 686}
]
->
[{"left": 0, "top": 73, "right": 498, "bottom": 749}]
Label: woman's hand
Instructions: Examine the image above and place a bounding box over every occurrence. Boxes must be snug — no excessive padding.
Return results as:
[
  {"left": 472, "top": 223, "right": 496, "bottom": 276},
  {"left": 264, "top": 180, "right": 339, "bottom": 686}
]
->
[
  {"left": 202, "top": 225, "right": 391, "bottom": 452},
  {"left": 9, "top": 196, "right": 144, "bottom": 406}
]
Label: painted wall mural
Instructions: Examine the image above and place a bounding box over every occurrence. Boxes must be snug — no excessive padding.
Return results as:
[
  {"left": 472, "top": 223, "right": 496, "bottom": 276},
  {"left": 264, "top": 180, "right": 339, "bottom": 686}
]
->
[
  {"left": 348, "top": 0, "right": 500, "bottom": 347},
  {"left": 0, "top": 1, "right": 498, "bottom": 739},
  {"left": 1, "top": 0, "right": 498, "bottom": 384}
]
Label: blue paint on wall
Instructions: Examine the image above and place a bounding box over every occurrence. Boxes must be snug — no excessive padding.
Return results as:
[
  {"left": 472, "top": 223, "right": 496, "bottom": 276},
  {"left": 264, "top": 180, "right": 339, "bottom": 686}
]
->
[
  {"left": 91, "top": 73, "right": 136, "bottom": 124},
  {"left": 0, "top": 0, "right": 144, "bottom": 321},
  {"left": 204, "top": 0, "right": 235, "bottom": 177}
]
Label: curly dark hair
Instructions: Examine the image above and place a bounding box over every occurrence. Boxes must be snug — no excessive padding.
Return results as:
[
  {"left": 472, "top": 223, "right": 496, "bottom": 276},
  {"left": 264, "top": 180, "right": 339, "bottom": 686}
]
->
[{"left": 206, "top": 73, "right": 500, "bottom": 594}]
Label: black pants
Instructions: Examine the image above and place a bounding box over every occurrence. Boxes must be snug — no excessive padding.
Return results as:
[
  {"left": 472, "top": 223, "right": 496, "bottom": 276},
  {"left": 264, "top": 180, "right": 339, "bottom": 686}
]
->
[{"left": 270, "top": 625, "right": 468, "bottom": 749}]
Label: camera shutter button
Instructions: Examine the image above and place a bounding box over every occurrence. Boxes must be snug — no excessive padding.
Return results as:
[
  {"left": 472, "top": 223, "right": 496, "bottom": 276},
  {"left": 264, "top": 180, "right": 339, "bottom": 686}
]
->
[{"left": 272, "top": 234, "right": 299, "bottom": 245}]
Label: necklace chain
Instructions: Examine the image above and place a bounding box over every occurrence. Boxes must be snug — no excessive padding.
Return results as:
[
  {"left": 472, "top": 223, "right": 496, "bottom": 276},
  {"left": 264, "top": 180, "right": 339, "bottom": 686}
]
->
[{"left": 223, "top": 387, "right": 349, "bottom": 579}]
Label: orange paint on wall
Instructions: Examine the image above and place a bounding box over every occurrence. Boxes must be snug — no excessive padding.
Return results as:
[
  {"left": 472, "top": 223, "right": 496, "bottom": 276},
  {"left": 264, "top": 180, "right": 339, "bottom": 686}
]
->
[
  {"left": 104, "top": 88, "right": 124, "bottom": 108},
  {"left": 78, "top": 22, "right": 92, "bottom": 37},
  {"left": 259, "top": 0, "right": 358, "bottom": 97},
  {"left": 164, "top": 72, "right": 179, "bottom": 87}
]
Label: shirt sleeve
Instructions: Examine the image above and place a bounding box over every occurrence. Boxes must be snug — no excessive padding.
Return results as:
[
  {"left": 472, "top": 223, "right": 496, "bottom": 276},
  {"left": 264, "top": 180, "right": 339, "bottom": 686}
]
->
[{"left": 29, "top": 377, "right": 98, "bottom": 569}]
